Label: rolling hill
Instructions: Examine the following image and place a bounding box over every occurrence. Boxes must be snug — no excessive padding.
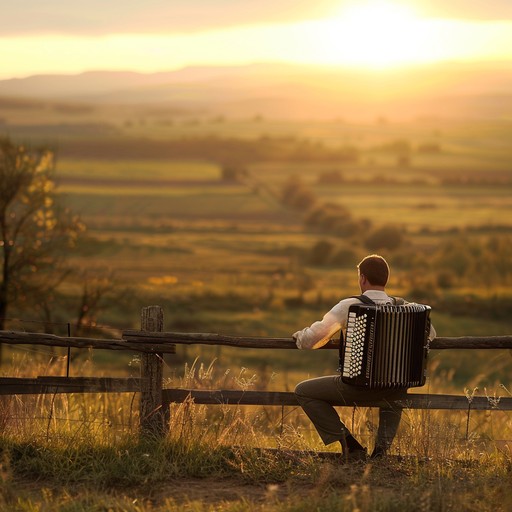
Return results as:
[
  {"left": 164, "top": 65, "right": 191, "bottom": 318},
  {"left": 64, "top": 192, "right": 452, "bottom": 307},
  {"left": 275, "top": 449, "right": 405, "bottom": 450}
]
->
[{"left": 0, "top": 61, "right": 511, "bottom": 120}]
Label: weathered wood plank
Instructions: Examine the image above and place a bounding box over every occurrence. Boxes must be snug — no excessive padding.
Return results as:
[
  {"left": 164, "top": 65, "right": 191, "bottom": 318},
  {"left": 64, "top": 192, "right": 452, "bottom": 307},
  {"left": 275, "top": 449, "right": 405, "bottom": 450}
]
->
[
  {"left": 430, "top": 336, "right": 512, "bottom": 350},
  {"left": 139, "top": 305, "right": 167, "bottom": 438},
  {"left": 0, "top": 377, "right": 142, "bottom": 395},
  {"left": 3, "top": 377, "right": 510, "bottom": 412},
  {"left": 0, "top": 330, "right": 176, "bottom": 353},
  {"left": 3, "top": 329, "right": 512, "bottom": 351},
  {"left": 162, "top": 389, "right": 512, "bottom": 411},
  {"left": 163, "top": 389, "right": 298, "bottom": 406},
  {"left": 123, "top": 330, "right": 300, "bottom": 349},
  {"left": 123, "top": 331, "right": 512, "bottom": 350}
]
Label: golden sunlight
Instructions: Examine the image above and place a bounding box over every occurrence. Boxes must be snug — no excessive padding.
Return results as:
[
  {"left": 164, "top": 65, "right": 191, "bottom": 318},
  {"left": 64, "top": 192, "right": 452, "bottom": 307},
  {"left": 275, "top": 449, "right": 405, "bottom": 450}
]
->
[{"left": 310, "top": 0, "right": 439, "bottom": 68}]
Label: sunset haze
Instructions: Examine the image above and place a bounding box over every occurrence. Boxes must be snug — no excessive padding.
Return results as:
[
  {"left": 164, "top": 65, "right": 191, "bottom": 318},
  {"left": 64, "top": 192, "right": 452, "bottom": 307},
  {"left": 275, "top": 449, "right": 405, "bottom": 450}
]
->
[{"left": 2, "top": 0, "right": 512, "bottom": 79}]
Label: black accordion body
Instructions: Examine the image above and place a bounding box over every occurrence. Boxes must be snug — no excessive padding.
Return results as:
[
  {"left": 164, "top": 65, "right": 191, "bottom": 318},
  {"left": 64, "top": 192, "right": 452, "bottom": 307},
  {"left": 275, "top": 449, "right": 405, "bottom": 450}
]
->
[{"left": 339, "top": 303, "right": 431, "bottom": 389}]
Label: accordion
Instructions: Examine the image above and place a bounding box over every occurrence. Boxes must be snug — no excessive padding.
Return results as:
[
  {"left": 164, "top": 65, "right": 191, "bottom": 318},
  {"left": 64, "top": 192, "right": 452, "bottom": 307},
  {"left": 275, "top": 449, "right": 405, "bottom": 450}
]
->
[{"left": 339, "top": 303, "right": 431, "bottom": 389}]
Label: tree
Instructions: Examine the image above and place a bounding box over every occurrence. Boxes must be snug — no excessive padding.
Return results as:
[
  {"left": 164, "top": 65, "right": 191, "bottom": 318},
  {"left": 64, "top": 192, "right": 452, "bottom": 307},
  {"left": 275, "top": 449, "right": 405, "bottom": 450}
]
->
[
  {"left": 307, "top": 239, "right": 335, "bottom": 266},
  {"left": 74, "top": 271, "right": 115, "bottom": 336},
  {"left": 364, "top": 225, "right": 404, "bottom": 252},
  {"left": 220, "top": 164, "right": 247, "bottom": 182},
  {"left": 280, "top": 175, "right": 317, "bottom": 211},
  {"left": 0, "top": 137, "right": 85, "bottom": 361}
]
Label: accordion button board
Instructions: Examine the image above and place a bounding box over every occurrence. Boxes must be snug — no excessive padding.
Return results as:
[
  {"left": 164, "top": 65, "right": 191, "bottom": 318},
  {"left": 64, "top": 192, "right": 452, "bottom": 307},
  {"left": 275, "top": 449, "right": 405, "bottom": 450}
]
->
[{"left": 344, "top": 311, "right": 370, "bottom": 378}]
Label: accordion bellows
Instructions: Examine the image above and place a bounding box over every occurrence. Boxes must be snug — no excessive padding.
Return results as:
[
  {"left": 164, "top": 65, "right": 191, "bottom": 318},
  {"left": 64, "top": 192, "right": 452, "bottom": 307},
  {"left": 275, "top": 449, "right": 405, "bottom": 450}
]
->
[{"left": 340, "top": 303, "right": 431, "bottom": 389}]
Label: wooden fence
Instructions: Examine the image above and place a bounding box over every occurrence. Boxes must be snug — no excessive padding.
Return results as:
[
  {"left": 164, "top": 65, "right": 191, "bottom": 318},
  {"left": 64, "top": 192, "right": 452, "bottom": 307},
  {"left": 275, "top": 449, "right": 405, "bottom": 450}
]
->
[{"left": 1, "top": 305, "right": 512, "bottom": 439}]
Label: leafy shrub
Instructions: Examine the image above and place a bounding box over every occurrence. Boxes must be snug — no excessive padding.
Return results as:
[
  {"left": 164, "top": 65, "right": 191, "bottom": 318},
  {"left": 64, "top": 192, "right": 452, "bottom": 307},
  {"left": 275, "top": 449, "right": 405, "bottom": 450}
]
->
[
  {"left": 280, "top": 176, "right": 316, "bottom": 210},
  {"left": 364, "top": 225, "right": 404, "bottom": 251},
  {"left": 317, "top": 170, "right": 345, "bottom": 184},
  {"left": 330, "top": 247, "right": 358, "bottom": 267},
  {"left": 307, "top": 240, "right": 335, "bottom": 266}
]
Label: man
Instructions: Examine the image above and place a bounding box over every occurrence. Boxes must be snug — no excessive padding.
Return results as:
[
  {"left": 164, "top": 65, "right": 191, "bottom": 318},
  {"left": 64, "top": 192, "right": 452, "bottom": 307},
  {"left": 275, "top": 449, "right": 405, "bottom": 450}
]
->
[{"left": 293, "top": 254, "right": 436, "bottom": 461}]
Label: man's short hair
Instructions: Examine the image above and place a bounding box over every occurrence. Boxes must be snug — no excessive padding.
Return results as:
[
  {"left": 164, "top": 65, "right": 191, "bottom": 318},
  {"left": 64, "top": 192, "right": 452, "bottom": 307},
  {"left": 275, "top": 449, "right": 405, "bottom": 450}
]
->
[{"left": 357, "top": 254, "right": 389, "bottom": 287}]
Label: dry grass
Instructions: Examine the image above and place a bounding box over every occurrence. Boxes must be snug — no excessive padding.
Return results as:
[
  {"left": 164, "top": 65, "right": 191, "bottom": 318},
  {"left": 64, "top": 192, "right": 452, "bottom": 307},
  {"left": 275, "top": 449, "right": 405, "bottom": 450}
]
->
[{"left": 1, "top": 356, "right": 511, "bottom": 511}]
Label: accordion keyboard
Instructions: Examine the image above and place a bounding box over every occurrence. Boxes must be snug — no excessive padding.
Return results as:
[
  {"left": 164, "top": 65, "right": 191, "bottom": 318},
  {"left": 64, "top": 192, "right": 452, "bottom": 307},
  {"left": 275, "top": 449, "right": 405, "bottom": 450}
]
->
[{"left": 343, "top": 311, "right": 367, "bottom": 378}]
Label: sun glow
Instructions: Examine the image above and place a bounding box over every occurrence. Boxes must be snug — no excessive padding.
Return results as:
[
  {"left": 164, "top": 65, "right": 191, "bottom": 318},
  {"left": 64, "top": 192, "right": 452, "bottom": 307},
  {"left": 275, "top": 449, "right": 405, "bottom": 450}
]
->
[
  {"left": 311, "top": 0, "right": 439, "bottom": 68},
  {"left": 2, "top": 1, "right": 512, "bottom": 79}
]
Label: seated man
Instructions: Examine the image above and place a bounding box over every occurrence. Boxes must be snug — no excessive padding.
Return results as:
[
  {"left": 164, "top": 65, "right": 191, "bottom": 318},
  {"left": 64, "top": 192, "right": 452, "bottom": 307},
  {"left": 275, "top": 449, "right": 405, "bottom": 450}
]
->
[{"left": 293, "top": 254, "right": 436, "bottom": 460}]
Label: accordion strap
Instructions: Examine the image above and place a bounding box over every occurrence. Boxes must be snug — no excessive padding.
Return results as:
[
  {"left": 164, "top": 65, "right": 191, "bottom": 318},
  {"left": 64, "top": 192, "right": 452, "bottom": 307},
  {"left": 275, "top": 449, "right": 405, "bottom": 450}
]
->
[{"left": 352, "top": 294, "right": 376, "bottom": 306}]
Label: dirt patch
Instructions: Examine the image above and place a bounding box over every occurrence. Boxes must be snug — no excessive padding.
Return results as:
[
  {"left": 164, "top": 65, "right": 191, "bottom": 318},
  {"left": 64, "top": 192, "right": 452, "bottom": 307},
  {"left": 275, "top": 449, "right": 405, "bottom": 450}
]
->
[
  {"left": 146, "top": 458, "right": 372, "bottom": 507},
  {"left": 148, "top": 476, "right": 311, "bottom": 506},
  {"left": 8, "top": 474, "right": 318, "bottom": 509}
]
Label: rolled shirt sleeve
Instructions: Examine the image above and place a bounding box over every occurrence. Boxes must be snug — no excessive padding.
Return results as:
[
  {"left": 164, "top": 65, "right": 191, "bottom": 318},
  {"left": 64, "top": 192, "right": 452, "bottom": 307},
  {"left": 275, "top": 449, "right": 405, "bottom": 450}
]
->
[{"left": 293, "top": 298, "right": 358, "bottom": 350}]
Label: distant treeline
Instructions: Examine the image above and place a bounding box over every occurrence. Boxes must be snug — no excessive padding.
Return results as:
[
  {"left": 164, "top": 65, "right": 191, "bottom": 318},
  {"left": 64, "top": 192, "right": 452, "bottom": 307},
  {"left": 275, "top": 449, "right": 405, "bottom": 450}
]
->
[
  {"left": 58, "top": 136, "right": 360, "bottom": 164},
  {"left": 316, "top": 170, "right": 512, "bottom": 187}
]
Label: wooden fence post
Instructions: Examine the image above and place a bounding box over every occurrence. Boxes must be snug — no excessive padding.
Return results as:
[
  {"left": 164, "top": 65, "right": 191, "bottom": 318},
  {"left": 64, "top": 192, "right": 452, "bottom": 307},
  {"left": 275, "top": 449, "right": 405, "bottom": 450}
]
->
[{"left": 139, "top": 305, "right": 166, "bottom": 439}]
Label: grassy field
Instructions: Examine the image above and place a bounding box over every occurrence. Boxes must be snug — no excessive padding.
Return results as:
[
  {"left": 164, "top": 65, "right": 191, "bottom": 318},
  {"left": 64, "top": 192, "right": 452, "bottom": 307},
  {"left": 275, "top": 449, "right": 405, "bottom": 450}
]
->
[
  {"left": 4, "top": 115, "right": 512, "bottom": 387},
  {"left": 1, "top": 110, "right": 512, "bottom": 510},
  {"left": 1, "top": 354, "right": 511, "bottom": 511}
]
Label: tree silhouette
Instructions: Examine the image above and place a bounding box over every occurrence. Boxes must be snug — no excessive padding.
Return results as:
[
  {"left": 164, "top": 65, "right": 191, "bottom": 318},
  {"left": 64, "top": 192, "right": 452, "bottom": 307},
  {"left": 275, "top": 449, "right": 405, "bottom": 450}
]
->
[
  {"left": 0, "top": 137, "right": 85, "bottom": 362},
  {"left": 280, "top": 175, "right": 316, "bottom": 211},
  {"left": 364, "top": 225, "right": 404, "bottom": 252}
]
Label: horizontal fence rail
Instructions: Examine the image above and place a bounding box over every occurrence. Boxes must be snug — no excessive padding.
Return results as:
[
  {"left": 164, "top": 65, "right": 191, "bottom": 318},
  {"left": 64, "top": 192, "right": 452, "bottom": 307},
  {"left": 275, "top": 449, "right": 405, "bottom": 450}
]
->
[
  {"left": 0, "top": 376, "right": 141, "bottom": 395},
  {"left": 163, "top": 389, "right": 512, "bottom": 411},
  {"left": 2, "top": 330, "right": 512, "bottom": 351},
  {"left": 122, "top": 331, "right": 512, "bottom": 350},
  {"left": 0, "top": 330, "right": 176, "bottom": 353}
]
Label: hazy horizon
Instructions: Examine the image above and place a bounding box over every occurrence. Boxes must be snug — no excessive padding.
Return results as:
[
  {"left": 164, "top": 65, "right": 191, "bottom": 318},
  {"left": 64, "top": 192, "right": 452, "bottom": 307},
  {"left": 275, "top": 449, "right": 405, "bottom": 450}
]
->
[
  {"left": 3, "top": 57, "right": 512, "bottom": 79},
  {"left": 2, "top": 0, "right": 512, "bottom": 80}
]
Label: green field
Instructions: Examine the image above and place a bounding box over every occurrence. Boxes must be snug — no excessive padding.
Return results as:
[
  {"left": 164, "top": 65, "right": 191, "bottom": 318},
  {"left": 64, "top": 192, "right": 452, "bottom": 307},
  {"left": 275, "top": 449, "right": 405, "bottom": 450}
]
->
[
  {"left": 8, "top": 119, "right": 511, "bottom": 385},
  {"left": 2, "top": 111, "right": 512, "bottom": 389},
  {"left": 2, "top": 102, "right": 512, "bottom": 511}
]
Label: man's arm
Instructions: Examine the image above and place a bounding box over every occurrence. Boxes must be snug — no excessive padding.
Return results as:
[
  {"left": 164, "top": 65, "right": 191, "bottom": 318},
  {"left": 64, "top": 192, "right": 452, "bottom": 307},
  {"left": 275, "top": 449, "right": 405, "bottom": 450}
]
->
[{"left": 293, "top": 299, "right": 355, "bottom": 350}]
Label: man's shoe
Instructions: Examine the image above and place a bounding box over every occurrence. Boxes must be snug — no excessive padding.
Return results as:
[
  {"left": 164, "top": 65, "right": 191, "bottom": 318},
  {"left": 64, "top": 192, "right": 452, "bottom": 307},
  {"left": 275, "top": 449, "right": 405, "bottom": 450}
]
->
[
  {"left": 370, "top": 447, "right": 385, "bottom": 459},
  {"left": 343, "top": 447, "right": 367, "bottom": 463}
]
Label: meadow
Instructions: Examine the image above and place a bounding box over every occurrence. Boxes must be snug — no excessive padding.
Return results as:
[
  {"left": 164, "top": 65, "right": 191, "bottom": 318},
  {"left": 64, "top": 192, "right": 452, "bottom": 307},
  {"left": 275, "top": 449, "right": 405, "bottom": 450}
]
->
[
  {"left": 48, "top": 114, "right": 512, "bottom": 383},
  {"left": 1, "top": 104, "right": 512, "bottom": 510},
  {"left": 1, "top": 350, "right": 512, "bottom": 511}
]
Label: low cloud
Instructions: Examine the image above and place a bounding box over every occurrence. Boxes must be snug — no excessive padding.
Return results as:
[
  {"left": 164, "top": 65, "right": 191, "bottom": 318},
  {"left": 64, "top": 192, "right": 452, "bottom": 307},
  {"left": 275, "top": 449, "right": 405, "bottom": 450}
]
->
[
  {"left": 3, "top": 0, "right": 512, "bottom": 37},
  {"left": 0, "top": 0, "right": 334, "bottom": 36}
]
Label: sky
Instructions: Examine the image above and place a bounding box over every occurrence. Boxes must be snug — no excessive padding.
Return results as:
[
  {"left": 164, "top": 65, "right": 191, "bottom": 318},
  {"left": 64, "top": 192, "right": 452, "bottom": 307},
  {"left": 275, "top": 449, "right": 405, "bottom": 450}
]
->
[{"left": 2, "top": 0, "right": 512, "bottom": 79}]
